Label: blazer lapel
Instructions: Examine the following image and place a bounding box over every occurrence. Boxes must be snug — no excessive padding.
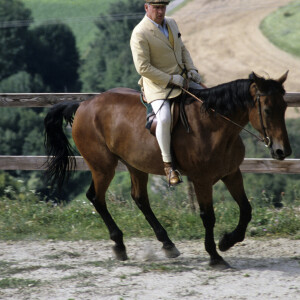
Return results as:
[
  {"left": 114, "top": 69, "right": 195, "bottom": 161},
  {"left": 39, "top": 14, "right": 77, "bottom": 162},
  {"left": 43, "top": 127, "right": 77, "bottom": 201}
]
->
[
  {"left": 153, "top": 29, "right": 171, "bottom": 47},
  {"left": 143, "top": 16, "right": 172, "bottom": 48}
]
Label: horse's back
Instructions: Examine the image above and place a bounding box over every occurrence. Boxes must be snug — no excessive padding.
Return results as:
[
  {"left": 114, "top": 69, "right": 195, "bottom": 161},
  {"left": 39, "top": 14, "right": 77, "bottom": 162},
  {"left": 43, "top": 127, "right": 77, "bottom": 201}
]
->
[
  {"left": 107, "top": 87, "right": 140, "bottom": 96},
  {"left": 72, "top": 87, "right": 161, "bottom": 171}
]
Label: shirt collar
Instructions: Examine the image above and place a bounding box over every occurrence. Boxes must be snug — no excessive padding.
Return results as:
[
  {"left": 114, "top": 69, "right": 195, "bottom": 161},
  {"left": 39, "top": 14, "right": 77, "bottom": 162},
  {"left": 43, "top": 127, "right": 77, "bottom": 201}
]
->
[{"left": 146, "top": 15, "right": 167, "bottom": 29}]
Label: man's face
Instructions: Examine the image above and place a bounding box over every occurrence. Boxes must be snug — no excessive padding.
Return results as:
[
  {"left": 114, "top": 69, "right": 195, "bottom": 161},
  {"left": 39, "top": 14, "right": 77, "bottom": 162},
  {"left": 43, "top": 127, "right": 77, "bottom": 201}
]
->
[{"left": 145, "top": 4, "right": 166, "bottom": 25}]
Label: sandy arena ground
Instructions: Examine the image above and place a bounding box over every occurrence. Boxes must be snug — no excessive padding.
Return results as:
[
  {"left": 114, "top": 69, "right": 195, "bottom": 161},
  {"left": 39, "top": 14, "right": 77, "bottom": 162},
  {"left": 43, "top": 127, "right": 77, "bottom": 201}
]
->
[
  {"left": 1, "top": 1, "right": 299, "bottom": 299},
  {"left": 0, "top": 238, "right": 299, "bottom": 300}
]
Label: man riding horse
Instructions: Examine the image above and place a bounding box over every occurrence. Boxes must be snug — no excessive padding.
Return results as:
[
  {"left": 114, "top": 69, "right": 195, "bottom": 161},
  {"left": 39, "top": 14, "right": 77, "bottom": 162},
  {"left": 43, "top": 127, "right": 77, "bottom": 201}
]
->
[{"left": 130, "top": 0, "right": 203, "bottom": 186}]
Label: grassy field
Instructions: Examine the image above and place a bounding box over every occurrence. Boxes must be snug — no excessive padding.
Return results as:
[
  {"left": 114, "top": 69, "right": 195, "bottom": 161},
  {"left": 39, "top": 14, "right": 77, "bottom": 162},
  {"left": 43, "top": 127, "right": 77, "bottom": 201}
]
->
[
  {"left": 22, "top": 0, "right": 117, "bottom": 57},
  {"left": 260, "top": 0, "right": 300, "bottom": 57},
  {"left": 22, "top": 0, "right": 189, "bottom": 58},
  {"left": 22, "top": 0, "right": 300, "bottom": 59},
  {"left": 0, "top": 184, "right": 299, "bottom": 241}
]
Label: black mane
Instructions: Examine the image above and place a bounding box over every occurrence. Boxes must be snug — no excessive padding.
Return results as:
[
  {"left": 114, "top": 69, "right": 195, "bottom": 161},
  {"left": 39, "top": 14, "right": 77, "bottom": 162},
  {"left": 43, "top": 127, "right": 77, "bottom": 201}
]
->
[
  {"left": 193, "top": 79, "right": 254, "bottom": 116},
  {"left": 193, "top": 75, "right": 286, "bottom": 116}
]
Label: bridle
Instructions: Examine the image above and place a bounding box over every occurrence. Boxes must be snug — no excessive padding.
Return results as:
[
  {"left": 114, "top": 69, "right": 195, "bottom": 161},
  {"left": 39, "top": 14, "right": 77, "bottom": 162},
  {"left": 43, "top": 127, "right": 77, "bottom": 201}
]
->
[
  {"left": 181, "top": 86, "right": 272, "bottom": 148},
  {"left": 255, "top": 91, "right": 272, "bottom": 148}
]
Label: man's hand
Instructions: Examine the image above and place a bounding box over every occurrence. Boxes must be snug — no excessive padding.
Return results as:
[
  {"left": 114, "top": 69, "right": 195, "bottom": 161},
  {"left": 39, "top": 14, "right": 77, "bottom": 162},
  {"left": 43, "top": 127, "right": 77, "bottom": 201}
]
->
[
  {"left": 170, "top": 75, "right": 184, "bottom": 87},
  {"left": 187, "top": 70, "right": 201, "bottom": 83}
]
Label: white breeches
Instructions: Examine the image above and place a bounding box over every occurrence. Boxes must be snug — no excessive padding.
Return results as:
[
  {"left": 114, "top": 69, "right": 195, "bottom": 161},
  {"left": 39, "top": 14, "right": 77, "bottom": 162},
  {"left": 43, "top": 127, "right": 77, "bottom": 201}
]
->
[
  {"left": 151, "top": 99, "right": 172, "bottom": 162},
  {"left": 150, "top": 81, "right": 203, "bottom": 163}
]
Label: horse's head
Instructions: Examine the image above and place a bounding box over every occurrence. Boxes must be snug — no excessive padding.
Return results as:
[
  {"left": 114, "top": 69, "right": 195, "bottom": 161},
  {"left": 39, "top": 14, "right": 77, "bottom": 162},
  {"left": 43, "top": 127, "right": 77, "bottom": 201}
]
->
[{"left": 248, "top": 71, "right": 292, "bottom": 160}]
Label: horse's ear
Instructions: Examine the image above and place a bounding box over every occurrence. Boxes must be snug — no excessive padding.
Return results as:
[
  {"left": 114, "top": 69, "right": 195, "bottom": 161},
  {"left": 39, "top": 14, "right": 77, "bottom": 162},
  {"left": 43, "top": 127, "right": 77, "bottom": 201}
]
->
[
  {"left": 277, "top": 70, "right": 289, "bottom": 85},
  {"left": 250, "top": 72, "right": 265, "bottom": 90}
]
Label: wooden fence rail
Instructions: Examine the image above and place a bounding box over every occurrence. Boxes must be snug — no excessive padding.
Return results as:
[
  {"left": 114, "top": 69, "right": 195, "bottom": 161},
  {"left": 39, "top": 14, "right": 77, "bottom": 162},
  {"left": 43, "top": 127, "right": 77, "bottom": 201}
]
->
[
  {"left": 1, "top": 156, "right": 300, "bottom": 174},
  {"left": 0, "top": 92, "right": 300, "bottom": 107},
  {"left": 0, "top": 92, "right": 300, "bottom": 174}
]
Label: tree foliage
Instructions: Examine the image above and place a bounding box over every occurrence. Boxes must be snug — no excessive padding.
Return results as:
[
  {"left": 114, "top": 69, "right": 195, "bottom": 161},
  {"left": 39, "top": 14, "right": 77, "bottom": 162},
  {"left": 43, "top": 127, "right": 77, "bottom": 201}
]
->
[
  {"left": 80, "top": 0, "right": 143, "bottom": 92},
  {"left": 0, "top": 0, "right": 32, "bottom": 81},
  {"left": 26, "top": 23, "right": 81, "bottom": 92},
  {"left": 0, "top": 71, "right": 46, "bottom": 93}
]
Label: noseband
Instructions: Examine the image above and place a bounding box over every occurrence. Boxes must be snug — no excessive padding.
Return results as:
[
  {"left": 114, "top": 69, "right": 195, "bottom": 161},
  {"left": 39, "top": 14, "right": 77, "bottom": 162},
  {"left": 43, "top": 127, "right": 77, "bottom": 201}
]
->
[{"left": 255, "top": 92, "right": 272, "bottom": 148}]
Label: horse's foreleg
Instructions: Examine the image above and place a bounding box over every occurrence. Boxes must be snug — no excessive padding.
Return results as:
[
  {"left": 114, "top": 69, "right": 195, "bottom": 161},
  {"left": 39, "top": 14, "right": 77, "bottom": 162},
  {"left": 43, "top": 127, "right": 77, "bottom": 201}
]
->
[
  {"left": 193, "top": 181, "right": 229, "bottom": 268},
  {"left": 87, "top": 174, "right": 128, "bottom": 261},
  {"left": 128, "top": 167, "right": 180, "bottom": 258},
  {"left": 219, "top": 169, "right": 252, "bottom": 252}
]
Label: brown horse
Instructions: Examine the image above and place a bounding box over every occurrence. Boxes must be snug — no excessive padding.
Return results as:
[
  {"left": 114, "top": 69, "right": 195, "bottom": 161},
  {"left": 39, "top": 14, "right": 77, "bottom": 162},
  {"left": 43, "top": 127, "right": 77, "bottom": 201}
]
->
[{"left": 44, "top": 72, "right": 291, "bottom": 268}]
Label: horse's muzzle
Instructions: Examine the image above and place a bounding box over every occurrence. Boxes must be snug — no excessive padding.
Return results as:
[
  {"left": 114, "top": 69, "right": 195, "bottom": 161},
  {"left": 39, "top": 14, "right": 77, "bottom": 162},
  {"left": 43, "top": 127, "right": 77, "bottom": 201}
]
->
[{"left": 271, "top": 146, "right": 292, "bottom": 161}]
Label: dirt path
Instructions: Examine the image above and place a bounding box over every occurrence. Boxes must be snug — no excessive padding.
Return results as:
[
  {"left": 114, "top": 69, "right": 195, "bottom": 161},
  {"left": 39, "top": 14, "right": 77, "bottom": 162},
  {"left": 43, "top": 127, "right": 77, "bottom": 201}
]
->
[
  {"left": 1, "top": 2, "right": 300, "bottom": 300},
  {"left": 174, "top": 0, "right": 300, "bottom": 117},
  {"left": 0, "top": 238, "right": 299, "bottom": 300}
]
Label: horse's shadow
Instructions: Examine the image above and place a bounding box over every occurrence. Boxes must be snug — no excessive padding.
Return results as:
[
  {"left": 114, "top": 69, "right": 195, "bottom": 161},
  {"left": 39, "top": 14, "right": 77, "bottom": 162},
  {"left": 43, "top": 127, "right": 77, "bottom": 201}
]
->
[
  {"left": 120, "top": 253, "right": 300, "bottom": 275},
  {"left": 225, "top": 256, "right": 300, "bottom": 275}
]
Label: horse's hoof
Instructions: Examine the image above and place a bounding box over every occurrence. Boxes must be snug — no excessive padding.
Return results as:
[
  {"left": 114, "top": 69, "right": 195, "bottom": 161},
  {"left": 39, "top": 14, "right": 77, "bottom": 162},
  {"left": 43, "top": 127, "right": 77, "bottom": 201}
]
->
[
  {"left": 219, "top": 233, "right": 233, "bottom": 252},
  {"left": 112, "top": 245, "right": 128, "bottom": 261},
  {"left": 209, "top": 258, "right": 231, "bottom": 270},
  {"left": 162, "top": 245, "right": 181, "bottom": 258}
]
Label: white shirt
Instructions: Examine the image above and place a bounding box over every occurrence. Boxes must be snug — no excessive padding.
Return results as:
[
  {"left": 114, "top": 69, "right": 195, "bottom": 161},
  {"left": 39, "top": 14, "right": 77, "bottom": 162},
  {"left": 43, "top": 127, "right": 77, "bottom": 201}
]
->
[{"left": 146, "top": 15, "right": 169, "bottom": 39}]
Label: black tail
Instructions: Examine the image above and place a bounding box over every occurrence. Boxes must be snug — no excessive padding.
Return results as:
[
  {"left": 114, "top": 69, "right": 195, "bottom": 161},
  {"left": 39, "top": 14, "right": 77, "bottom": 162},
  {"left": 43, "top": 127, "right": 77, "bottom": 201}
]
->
[{"left": 44, "top": 101, "right": 80, "bottom": 190}]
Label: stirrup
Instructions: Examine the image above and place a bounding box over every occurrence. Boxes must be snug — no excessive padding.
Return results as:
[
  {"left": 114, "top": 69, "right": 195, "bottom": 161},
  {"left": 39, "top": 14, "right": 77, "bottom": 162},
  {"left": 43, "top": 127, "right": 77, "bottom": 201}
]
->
[{"left": 167, "top": 168, "right": 183, "bottom": 187}]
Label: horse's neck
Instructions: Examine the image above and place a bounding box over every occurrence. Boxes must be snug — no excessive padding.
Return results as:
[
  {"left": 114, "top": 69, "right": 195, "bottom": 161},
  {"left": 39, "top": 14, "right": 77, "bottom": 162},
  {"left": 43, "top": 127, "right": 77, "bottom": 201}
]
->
[{"left": 189, "top": 102, "right": 250, "bottom": 139}]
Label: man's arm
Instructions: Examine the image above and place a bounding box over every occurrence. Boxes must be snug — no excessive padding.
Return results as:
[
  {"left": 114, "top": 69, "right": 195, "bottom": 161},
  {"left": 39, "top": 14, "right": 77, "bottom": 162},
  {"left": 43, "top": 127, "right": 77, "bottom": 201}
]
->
[
  {"left": 181, "top": 43, "right": 197, "bottom": 72},
  {"left": 170, "top": 19, "right": 198, "bottom": 72},
  {"left": 178, "top": 26, "right": 201, "bottom": 83}
]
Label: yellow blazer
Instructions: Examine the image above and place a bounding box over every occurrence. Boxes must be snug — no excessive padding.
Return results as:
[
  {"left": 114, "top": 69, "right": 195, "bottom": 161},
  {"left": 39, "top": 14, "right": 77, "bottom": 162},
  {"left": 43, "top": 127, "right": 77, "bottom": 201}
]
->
[{"left": 130, "top": 16, "right": 197, "bottom": 103}]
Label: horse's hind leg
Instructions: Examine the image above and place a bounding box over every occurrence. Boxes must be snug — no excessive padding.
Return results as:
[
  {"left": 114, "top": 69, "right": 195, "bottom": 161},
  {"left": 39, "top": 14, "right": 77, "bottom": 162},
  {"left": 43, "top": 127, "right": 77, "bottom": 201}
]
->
[
  {"left": 128, "top": 166, "right": 180, "bottom": 258},
  {"left": 219, "top": 169, "right": 252, "bottom": 252},
  {"left": 86, "top": 171, "right": 128, "bottom": 261}
]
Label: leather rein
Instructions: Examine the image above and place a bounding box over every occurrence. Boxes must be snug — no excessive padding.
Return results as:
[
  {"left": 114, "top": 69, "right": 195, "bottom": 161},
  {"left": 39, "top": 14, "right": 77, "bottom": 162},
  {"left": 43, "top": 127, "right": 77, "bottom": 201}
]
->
[{"left": 181, "top": 86, "right": 272, "bottom": 148}]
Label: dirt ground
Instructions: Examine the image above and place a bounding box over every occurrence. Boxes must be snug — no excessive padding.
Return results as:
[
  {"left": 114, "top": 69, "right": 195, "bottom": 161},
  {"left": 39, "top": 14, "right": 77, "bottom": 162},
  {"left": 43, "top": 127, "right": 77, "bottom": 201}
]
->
[
  {"left": 1, "top": 1, "right": 300, "bottom": 300},
  {"left": 0, "top": 238, "right": 299, "bottom": 300},
  {"left": 174, "top": 0, "right": 300, "bottom": 118}
]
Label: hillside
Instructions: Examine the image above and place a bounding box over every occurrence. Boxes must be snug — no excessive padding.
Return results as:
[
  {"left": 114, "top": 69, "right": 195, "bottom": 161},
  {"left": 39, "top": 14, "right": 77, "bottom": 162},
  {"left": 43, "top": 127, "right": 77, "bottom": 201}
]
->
[
  {"left": 22, "top": 0, "right": 117, "bottom": 57},
  {"left": 261, "top": 0, "right": 300, "bottom": 58},
  {"left": 173, "top": 0, "right": 300, "bottom": 117}
]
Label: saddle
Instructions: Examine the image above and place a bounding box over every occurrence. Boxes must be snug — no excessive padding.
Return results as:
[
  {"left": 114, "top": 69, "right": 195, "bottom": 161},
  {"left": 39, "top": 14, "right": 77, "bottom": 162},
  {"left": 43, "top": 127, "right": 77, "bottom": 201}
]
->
[{"left": 141, "top": 90, "right": 196, "bottom": 136}]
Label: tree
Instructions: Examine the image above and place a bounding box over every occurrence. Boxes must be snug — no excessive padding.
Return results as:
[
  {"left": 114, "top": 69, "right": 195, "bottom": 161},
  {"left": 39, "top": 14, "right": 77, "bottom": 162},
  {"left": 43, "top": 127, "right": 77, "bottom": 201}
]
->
[
  {"left": 0, "top": 71, "right": 47, "bottom": 93},
  {"left": 0, "top": 0, "right": 32, "bottom": 81},
  {"left": 26, "top": 23, "right": 81, "bottom": 92},
  {"left": 81, "top": 0, "right": 143, "bottom": 92}
]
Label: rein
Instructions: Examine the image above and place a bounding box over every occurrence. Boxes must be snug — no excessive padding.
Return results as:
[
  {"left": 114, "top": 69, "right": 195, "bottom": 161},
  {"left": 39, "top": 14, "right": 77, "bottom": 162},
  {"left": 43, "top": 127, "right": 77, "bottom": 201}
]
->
[{"left": 181, "top": 87, "right": 272, "bottom": 148}]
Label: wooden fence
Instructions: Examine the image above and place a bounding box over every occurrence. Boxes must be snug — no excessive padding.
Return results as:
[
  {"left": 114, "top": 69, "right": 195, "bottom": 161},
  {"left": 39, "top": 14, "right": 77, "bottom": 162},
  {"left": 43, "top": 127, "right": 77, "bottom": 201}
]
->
[{"left": 1, "top": 92, "right": 300, "bottom": 174}]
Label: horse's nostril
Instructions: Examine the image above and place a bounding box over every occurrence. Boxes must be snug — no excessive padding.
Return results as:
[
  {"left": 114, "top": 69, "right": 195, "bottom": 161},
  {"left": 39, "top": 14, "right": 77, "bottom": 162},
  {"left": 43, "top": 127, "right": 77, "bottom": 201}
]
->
[{"left": 275, "top": 149, "right": 284, "bottom": 157}]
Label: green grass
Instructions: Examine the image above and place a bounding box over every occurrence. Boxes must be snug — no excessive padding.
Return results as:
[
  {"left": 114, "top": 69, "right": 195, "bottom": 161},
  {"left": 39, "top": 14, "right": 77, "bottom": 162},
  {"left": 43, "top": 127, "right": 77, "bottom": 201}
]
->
[
  {"left": 260, "top": 0, "right": 300, "bottom": 57},
  {"left": 168, "top": 0, "right": 193, "bottom": 15},
  {"left": 0, "top": 186, "right": 299, "bottom": 241},
  {"left": 22, "top": 0, "right": 118, "bottom": 58},
  {"left": 0, "top": 278, "right": 40, "bottom": 289}
]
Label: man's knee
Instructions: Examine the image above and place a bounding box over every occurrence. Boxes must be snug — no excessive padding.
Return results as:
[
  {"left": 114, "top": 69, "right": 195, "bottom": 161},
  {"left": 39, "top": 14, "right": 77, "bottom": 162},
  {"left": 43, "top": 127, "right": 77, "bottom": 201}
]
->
[{"left": 158, "top": 114, "right": 171, "bottom": 126}]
